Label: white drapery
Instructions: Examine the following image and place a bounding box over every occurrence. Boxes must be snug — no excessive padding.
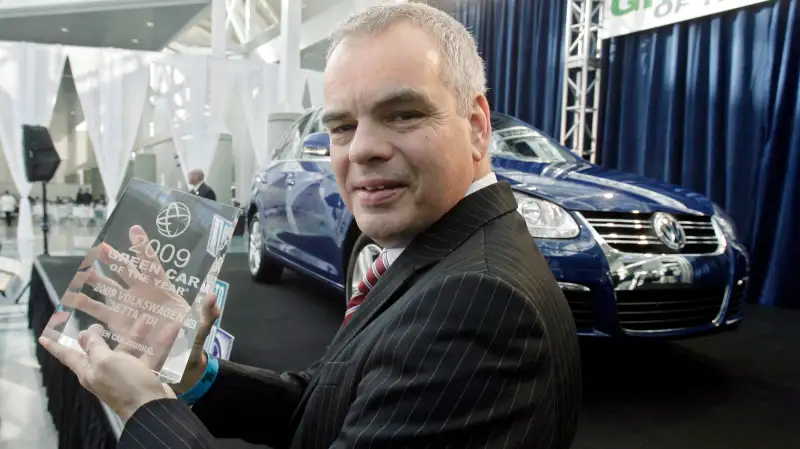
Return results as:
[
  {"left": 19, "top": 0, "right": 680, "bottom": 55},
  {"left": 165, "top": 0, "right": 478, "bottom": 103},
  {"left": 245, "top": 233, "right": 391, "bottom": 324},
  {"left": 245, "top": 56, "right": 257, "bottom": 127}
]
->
[
  {"left": 151, "top": 55, "right": 238, "bottom": 180},
  {"left": 239, "top": 61, "right": 280, "bottom": 168},
  {"left": 67, "top": 47, "right": 155, "bottom": 215},
  {"left": 0, "top": 41, "right": 65, "bottom": 258}
]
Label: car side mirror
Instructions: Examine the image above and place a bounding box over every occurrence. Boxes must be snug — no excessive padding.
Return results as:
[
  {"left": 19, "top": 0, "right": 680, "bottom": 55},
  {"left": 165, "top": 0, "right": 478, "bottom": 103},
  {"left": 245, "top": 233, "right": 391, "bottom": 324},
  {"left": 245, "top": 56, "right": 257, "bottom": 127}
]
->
[{"left": 301, "top": 132, "right": 330, "bottom": 157}]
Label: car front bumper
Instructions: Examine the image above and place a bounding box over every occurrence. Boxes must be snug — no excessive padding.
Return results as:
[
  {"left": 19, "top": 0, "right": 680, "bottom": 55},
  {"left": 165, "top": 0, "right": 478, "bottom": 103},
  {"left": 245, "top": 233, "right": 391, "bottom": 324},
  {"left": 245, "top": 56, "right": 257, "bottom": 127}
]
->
[{"left": 536, "top": 216, "right": 749, "bottom": 339}]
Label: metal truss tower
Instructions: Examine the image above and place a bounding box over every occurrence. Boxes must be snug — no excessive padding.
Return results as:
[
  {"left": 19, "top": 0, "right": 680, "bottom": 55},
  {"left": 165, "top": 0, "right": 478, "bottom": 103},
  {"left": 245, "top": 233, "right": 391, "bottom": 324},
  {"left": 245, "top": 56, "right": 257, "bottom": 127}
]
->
[{"left": 560, "top": 0, "right": 604, "bottom": 163}]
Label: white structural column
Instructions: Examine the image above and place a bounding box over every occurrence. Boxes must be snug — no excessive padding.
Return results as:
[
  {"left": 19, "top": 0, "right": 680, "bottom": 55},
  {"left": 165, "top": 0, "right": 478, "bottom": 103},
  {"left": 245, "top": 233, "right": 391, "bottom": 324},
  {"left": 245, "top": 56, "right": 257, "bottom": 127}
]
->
[
  {"left": 253, "top": 0, "right": 406, "bottom": 111},
  {"left": 560, "top": 0, "right": 604, "bottom": 163},
  {"left": 240, "top": 61, "right": 280, "bottom": 167},
  {"left": 211, "top": 0, "right": 228, "bottom": 57},
  {"left": 151, "top": 55, "right": 238, "bottom": 180},
  {"left": 255, "top": 0, "right": 404, "bottom": 63},
  {"left": 278, "top": 0, "right": 303, "bottom": 112}
]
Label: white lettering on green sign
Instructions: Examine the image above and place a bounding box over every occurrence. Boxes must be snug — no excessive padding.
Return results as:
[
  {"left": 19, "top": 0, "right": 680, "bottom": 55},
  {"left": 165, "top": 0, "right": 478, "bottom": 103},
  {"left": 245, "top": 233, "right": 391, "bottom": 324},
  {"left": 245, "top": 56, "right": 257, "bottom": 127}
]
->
[{"left": 612, "top": 0, "right": 717, "bottom": 17}]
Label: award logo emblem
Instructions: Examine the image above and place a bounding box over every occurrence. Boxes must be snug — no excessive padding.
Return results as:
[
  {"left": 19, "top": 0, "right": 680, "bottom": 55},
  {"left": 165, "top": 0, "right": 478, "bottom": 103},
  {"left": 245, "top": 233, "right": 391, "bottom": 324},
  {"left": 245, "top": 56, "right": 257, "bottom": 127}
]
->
[
  {"left": 40, "top": 179, "right": 240, "bottom": 384},
  {"left": 156, "top": 202, "right": 192, "bottom": 238}
]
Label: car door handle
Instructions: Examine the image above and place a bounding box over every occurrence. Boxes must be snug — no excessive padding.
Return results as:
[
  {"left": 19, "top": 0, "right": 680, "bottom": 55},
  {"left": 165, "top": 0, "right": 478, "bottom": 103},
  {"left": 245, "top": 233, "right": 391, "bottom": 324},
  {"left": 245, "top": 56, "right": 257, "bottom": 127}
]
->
[{"left": 286, "top": 173, "right": 296, "bottom": 186}]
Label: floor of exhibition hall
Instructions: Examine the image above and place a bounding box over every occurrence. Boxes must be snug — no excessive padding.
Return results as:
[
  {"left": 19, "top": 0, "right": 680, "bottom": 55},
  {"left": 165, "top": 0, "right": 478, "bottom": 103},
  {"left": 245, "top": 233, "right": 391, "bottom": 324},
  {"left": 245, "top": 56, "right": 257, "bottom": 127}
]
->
[
  {"left": 4, "top": 223, "right": 800, "bottom": 449},
  {"left": 0, "top": 224, "right": 59, "bottom": 449}
]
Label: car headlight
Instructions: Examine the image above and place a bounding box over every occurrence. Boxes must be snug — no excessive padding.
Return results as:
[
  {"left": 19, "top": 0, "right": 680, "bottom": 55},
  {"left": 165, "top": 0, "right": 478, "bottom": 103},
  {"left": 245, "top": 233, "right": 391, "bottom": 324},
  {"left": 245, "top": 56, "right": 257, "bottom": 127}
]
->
[
  {"left": 513, "top": 193, "right": 580, "bottom": 239},
  {"left": 712, "top": 203, "right": 737, "bottom": 241}
]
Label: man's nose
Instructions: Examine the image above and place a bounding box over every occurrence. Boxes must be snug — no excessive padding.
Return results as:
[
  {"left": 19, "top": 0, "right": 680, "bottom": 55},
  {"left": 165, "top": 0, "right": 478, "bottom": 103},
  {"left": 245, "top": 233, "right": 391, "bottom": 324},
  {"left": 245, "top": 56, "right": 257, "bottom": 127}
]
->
[{"left": 348, "top": 125, "right": 393, "bottom": 165}]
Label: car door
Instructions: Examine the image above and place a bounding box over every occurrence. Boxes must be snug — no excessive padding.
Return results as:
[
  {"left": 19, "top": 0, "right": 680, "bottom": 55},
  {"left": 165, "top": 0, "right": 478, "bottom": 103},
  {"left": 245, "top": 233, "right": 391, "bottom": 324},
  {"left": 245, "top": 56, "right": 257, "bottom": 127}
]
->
[
  {"left": 254, "top": 113, "right": 315, "bottom": 257},
  {"left": 282, "top": 109, "right": 348, "bottom": 284}
]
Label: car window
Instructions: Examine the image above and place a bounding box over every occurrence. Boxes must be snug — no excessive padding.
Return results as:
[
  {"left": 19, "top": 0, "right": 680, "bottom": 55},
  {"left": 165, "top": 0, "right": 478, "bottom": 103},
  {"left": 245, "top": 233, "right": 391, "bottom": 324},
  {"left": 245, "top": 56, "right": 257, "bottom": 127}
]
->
[
  {"left": 490, "top": 117, "right": 578, "bottom": 163},
  {"left": 305, "top": 108, "right": 325, "bottom": 134},
  {"left": 284, "top": 115, "right": 311, "bottom": 160},
  {"left": 296, "top": 111, "right": 316, "bottom": 136},
  {"left": 298, "top": 110, "right": 330, "bottom": 160},
  {"left": 272, "top": 124, "right": 298, "bottom": 161},
  {"left": 273, "top": 112, "right": 315, "bottom": 161}
]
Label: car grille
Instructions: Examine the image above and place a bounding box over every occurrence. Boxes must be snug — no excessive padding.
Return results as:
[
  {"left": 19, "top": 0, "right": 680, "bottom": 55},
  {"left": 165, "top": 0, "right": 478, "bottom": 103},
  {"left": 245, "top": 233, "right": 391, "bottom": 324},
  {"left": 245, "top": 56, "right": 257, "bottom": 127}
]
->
[
  {"left": 581, "top": 211, "right": 720, "bottom": 254},
  {"left": 616, "top": 288, "right": 724, "bottom": 331},
  {"left": 562, "top": 289, "right": 595, "bottom": 331}
]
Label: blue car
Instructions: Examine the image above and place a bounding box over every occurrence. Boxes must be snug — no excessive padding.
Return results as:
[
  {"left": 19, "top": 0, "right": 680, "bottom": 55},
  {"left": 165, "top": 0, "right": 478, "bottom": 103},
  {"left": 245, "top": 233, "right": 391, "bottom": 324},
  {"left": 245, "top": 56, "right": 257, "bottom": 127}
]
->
[{"left": 246, "top": 108, "right": 749, "bottom": 339}]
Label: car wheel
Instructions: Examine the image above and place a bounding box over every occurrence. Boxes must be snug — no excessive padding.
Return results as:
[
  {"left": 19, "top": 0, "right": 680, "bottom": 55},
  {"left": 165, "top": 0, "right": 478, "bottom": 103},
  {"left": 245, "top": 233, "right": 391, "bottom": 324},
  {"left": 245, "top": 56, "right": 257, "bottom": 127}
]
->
[
  {"left": 248, "top": 216, "right": 283, "bottom": 283},
  {"left": 345, "top": 234, "right": 384, "bottom": 304}
]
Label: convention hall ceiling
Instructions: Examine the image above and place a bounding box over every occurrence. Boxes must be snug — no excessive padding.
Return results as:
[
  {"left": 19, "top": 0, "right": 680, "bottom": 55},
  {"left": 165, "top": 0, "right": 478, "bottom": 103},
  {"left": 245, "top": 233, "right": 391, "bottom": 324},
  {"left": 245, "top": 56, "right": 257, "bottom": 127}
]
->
[{"left": 0, "top": 0, "right": 209, "bottom": 51}]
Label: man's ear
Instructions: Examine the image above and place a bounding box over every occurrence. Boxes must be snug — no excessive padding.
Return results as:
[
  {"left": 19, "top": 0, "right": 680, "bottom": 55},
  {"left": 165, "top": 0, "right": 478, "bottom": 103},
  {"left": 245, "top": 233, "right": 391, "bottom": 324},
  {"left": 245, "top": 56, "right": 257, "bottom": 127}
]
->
[{"left": 467, "top": 94, "right": 491, "bottom": 163}]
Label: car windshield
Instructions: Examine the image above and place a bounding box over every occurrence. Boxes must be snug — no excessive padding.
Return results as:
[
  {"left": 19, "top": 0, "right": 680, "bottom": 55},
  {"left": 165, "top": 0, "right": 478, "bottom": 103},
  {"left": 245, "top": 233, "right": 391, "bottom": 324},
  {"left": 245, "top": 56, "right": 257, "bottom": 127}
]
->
[{"left": 490, "top": 116, "right": 577, "bottom": 163}]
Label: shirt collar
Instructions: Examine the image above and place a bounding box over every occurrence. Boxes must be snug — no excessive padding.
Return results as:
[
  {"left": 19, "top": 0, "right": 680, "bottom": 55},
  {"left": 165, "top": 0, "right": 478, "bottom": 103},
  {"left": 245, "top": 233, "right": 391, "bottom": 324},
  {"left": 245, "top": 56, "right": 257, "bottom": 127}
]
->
[{"left": 384, "top": 172, "right": 498, "bottom": 265}]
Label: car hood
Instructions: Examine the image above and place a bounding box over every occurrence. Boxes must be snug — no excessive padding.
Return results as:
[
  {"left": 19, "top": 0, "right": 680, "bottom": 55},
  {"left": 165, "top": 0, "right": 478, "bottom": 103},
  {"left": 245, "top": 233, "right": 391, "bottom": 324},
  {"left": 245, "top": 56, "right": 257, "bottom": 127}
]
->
[{"left": 491, "top": 156, "right": 714, "bottom": 215}]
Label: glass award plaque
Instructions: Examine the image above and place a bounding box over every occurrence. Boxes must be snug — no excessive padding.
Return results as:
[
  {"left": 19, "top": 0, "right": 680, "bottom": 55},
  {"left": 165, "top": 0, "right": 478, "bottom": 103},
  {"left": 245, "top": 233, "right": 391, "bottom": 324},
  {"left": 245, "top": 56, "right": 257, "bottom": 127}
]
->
[{"left": 41, "top": 178, "right": 240, "bottom": 384}]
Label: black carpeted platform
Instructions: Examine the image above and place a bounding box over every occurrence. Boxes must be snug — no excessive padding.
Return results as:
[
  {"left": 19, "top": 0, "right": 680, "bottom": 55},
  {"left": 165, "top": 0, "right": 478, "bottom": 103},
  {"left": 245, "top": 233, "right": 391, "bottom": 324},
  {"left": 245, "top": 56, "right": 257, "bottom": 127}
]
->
[{"left": 31, "top": 255, "right": 800, "bottom": 449}]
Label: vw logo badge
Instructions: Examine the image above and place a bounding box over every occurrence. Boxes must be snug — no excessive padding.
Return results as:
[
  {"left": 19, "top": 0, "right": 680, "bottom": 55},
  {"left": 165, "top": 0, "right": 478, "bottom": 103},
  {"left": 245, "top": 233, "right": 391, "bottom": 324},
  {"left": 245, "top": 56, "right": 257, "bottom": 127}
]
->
[
  {"left": 156, "top": 202, "right": 192, "bottom": 238},
  {"left": 651, "top": 212, "right": 686, "bottom": 251}
]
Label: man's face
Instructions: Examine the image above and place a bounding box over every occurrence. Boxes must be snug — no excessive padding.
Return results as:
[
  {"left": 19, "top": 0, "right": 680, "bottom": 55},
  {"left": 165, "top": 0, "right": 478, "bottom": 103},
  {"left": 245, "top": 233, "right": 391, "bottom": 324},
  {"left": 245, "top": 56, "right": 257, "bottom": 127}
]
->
[
  {"left": 323, "top": 23, "right": 490, "bottom": 247},
  {"left": 188, "top": 172, "right": 199, "bottom": 186}
]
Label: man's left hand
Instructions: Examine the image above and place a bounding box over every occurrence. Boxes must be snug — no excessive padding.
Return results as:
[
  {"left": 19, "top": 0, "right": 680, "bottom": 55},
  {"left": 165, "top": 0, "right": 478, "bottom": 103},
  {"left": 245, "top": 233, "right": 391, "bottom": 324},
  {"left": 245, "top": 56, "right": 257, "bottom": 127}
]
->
[{"left": 39, "top": 324, "right": 175, "bottom": 423}]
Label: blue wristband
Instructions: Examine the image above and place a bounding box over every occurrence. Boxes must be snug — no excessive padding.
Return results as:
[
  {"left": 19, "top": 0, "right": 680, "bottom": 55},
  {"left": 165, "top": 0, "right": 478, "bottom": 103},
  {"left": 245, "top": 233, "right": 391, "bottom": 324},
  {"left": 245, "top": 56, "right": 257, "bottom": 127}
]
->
[{"left": 178, "top": 352, "right": 219, "bottom": 405}]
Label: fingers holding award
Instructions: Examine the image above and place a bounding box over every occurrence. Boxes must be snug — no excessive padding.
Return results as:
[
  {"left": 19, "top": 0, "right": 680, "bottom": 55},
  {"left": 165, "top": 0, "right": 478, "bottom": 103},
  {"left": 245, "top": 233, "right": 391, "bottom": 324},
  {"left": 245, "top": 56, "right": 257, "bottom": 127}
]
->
[{"left": 40, "top": 179, "right": 240, "bottom": 384}]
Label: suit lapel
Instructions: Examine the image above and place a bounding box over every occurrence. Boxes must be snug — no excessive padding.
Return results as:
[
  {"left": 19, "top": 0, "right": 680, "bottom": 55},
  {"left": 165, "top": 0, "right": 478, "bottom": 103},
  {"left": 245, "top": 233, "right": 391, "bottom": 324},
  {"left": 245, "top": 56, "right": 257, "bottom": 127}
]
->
[{"left": 326, "top": 181, "right": 520, "bottom": 358}]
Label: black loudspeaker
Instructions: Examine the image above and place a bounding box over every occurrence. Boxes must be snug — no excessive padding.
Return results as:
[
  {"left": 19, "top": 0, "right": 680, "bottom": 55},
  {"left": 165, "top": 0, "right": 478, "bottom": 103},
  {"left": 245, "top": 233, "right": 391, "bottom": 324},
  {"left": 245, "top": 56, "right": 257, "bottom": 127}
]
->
[{"left": 23, "top": 124, "right": 61, "bottom": 183}]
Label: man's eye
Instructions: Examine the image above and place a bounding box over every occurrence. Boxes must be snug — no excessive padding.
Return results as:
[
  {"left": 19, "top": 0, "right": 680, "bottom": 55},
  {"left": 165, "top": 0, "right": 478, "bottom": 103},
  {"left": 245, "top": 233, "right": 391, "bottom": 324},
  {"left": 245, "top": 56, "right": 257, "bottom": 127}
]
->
[
  {"left": 391, "top": 111, "right": 421, "bottom": 121},
  {"left": 331, "top": 124, "right": 355, "bottom": 134}
]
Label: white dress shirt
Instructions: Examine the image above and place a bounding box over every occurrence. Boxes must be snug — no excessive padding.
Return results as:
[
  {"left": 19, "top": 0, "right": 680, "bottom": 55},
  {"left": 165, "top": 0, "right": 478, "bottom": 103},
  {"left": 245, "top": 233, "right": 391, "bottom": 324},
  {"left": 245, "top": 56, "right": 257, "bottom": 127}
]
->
[
  {"left": 191, "top": 181, "right": 205, "bottom": 195},
  {"left": 384, "top": 172, "right": 498, "bottom": 265}
]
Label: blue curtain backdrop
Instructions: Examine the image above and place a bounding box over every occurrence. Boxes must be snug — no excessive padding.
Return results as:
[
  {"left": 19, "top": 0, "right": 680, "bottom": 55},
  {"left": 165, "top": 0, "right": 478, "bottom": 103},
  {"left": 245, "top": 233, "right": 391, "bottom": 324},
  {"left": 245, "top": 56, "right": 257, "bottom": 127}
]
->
[
  {"left": 601, "top": 0, "right": 800, "bottom": 309},
  {"left": 450, "top": 0, "right": 566, "bottom": 138}
]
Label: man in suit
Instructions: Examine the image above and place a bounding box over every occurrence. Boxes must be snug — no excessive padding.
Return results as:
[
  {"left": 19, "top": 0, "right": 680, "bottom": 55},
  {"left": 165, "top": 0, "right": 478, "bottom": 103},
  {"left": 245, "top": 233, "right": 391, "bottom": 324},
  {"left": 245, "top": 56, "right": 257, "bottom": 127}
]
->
[
  {"left": 188, "top": 168, "right": 217, "bottom": 201},
  {"left": 40, "top": 3, "right": 582, "bottom": 448}
]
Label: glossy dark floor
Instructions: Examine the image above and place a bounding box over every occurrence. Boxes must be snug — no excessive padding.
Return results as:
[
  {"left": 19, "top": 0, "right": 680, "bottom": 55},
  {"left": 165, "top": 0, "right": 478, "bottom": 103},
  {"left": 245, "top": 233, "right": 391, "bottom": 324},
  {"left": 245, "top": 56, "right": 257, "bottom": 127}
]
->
[{"left": 36, "top": 254, "right": 800, "bottom": 449}]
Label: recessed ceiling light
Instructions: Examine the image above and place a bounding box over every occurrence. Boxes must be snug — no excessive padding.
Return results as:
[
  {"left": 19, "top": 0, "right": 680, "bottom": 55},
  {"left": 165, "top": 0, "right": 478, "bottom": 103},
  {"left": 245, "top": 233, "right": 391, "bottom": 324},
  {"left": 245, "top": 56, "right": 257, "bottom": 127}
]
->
[
  {"left": 132, "top": 38, "right": 140, "bottom": 44},
  {"left": 146, "top": 21, "right": 154, "bottom": 27},
  {"left": 61, "top": 27, "right": 69, "bottom": 32}
]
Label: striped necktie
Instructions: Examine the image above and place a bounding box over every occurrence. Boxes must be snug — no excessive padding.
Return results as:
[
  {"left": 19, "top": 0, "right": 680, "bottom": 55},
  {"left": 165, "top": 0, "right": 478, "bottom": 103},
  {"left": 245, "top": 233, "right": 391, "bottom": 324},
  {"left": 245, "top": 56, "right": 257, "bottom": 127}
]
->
[{"left": 343, "top": 250, "right": 389, "bottom": 325}]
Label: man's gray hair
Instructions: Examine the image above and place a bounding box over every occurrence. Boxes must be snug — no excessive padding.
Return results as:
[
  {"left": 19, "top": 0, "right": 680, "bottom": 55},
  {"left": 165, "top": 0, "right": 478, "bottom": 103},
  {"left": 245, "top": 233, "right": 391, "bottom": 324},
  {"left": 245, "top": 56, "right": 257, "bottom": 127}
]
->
[
  {"left": 327, "top": 2, "right": 487, "bottom": 115},
  {"left": 189, "top": 168, "right": 205, "bottom": 180}
]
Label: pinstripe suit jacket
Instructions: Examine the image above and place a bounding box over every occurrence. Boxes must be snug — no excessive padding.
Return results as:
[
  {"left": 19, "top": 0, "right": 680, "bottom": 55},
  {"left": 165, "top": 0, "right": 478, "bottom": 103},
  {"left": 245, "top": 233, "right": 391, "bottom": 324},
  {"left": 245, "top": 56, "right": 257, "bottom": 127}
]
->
[{"left": 119, "top": 181, "right": 582, "bottom": 449}]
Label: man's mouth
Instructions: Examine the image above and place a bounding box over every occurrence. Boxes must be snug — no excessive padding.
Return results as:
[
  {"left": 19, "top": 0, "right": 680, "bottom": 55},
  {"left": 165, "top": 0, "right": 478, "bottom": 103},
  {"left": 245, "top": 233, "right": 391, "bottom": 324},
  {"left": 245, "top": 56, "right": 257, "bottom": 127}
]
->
[
  {"left": 354, "top": 182, "right": 407, "bottom": 206},
  {"left": 353, "top": 179, "right": 406, "bottom": 191}
]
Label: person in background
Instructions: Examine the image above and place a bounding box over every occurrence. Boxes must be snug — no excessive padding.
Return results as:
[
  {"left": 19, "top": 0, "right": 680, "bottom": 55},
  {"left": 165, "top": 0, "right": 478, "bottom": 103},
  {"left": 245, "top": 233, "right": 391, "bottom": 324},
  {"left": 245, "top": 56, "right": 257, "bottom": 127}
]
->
[
  {"left": 81, "top": 188, "right": 93, "bottom": 205},
  {"left": 0, "top": 191, "right": 15, "bottom": 227},
  {"left": 41, "top": 3, "right": 582, "bottom": 449},
  {"left": 188, "top": 169, "right": 216, "bottom": 201}
]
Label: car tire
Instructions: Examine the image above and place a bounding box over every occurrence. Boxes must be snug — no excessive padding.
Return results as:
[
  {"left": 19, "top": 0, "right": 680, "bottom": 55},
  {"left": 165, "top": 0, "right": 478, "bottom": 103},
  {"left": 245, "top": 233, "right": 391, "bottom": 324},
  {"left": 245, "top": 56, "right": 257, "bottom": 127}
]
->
[
  {"left": 345, "top": 233, "right": 384, "bottom": 304},
  {"left": 248, "top": 216, "right": 283, "bottom": 284}
]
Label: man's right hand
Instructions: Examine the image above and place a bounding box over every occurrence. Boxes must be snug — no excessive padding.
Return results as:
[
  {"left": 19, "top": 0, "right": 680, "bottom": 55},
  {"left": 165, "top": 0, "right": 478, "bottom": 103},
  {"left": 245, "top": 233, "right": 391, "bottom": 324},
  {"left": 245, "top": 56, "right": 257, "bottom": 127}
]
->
[{"left": 171, "top": 294, "right": 220, "bottom": 395}]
